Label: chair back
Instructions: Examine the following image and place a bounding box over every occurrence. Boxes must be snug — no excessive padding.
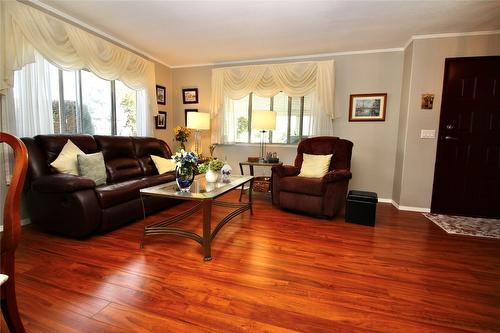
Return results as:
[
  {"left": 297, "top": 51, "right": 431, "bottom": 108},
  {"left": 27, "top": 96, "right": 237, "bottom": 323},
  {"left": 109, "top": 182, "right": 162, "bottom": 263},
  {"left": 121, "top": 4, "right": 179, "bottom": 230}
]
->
[
  {"left": 294, "top": 136, "right": 353, "bottom": 171},
  {"left": 1, "top": 133, "right": 28, "bottom": 259}
]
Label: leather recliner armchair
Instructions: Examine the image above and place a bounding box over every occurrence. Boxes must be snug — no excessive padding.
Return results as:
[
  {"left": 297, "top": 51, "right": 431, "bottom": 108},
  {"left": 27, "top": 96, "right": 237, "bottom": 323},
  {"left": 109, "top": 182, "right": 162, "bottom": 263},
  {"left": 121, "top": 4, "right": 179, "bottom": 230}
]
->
[{"left": 271, "top": 136, "right": 353, "bottom": 218}]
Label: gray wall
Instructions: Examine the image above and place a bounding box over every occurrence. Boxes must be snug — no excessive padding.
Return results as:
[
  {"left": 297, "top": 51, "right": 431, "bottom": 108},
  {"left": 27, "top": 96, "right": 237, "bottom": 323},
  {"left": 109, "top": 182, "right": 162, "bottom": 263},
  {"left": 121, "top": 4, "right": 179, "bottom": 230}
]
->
[
  {"left": 395, "top": 34, "right": 500, "bottom": 209},
  {"left": 171, "top": 51, "right": 404, "bottom": 200}
]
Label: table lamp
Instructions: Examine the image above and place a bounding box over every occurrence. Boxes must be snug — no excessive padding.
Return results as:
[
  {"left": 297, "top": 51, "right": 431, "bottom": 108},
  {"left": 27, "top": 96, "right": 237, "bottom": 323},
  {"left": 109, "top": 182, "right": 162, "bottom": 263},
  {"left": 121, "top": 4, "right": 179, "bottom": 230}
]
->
[
  {"left": 251, "top": 110, "right": 276, "bottom": 162},
  {"left": 187, "top": 112, "right": 210, "bottom": 155}
]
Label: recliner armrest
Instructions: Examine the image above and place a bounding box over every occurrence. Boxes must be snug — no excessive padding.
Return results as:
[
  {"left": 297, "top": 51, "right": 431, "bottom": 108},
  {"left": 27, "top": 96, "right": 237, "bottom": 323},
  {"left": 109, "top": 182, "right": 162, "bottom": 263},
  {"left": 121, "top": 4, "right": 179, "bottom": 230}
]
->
[
  {"left": 272, "top": 165, "right": 300, "bottom": 178},
  {"left": 322, "top": 169, "right": 352, "bottom": 183},
  {"left": 32, "top": 174, "right": 96, "bottom": 193}
]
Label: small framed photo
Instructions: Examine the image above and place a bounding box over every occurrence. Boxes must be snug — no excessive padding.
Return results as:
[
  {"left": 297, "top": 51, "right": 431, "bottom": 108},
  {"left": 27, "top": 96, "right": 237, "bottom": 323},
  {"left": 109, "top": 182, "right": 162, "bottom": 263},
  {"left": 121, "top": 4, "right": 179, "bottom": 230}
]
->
[
  {"left": 155, "top": 111, "right": 167, "bottom": 129},
  {"left": 184, "top": 109, "right": 198, "bottom": 126},
  {"left": 182, "top": 88, "right": 198, "bottom": 104},
  {"left": 421, "top": 94, "right": 434, "bottom": 109},
  {"left": 156, "top": 85, "right": 166, "bottom": 105},
  {"left": 349, "top": 93, "right": 387, "bottom": 122}
]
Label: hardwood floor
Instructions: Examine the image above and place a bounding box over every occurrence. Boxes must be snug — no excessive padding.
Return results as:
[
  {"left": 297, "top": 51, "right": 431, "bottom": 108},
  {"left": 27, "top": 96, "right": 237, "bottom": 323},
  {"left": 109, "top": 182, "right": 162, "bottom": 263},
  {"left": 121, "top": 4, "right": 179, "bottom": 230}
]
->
[{"left": 3, "top": 191, "right": 500, "bottom": 332}]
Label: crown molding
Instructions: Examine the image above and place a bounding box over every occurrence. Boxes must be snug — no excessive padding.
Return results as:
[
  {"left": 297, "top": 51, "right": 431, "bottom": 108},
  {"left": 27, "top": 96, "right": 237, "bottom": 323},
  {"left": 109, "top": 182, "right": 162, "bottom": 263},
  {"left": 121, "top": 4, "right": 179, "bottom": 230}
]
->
[
  {"left": 170, "top": 48, "right": 404, "bottom": 69},
  {"left": 404, "top": 30, "right": 500, "bottom": 50},
  {"left": 21, "top": 0, "right": 172, "bottom": 68}
]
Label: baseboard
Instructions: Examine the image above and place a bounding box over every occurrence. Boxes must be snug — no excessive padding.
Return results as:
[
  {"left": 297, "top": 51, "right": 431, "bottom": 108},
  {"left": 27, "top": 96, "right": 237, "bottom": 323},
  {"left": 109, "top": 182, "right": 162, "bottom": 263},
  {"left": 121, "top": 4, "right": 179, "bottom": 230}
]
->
[
  {"left": 372, "top": 197, "right": 431, "bottom": 212},
  {"left": 0, "top": 218, "right": 31, "bottom": 232},
  {"left": 390, "top": 200, "right": 430, "bottom": 213}
]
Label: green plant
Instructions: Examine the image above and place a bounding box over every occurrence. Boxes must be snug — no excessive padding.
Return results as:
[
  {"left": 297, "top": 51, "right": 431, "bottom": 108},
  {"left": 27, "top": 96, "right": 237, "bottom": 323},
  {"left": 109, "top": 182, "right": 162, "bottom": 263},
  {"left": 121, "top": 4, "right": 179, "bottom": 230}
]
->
[
  {"left": 197, "top": 162, "right": 209, "bottom": 174},
  {"left": 197, "top": 159, "right": 224, "bottom": 173},
  {"left": 209, "top": 159, "right": 224, "bottom": 172}
]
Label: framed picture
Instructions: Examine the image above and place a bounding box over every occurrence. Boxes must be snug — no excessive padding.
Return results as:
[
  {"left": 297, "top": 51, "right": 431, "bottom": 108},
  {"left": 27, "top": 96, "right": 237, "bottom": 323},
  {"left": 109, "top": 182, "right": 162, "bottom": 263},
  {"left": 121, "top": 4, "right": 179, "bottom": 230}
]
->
[
  {"left": 184, "top": 109, "right": 198, "bottom": 126},
  {"left": 155, "top": 111, "right": 167, "bottom": 129},
  {"left": 156, "top": 85, "right": 166, "bottom": 105},
  {"left": 421, "top": 93, "right": 434, "bottom": 109},
  {"left": 182, "top": 88, "right": 198, "bottom": 104},
  {"left": 349, "top": 93, "right": 387, "bottom": 122}
]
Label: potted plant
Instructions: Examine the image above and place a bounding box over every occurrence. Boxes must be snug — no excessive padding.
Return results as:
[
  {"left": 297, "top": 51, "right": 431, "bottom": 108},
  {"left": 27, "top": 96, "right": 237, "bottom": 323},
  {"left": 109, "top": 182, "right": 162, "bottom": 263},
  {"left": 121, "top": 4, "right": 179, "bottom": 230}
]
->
[
  {"left": 172, "top": 149, "right": 198, "bottom": 192},
  {"left": 197, "top": 159, "right": 224, "bottom": 183}
]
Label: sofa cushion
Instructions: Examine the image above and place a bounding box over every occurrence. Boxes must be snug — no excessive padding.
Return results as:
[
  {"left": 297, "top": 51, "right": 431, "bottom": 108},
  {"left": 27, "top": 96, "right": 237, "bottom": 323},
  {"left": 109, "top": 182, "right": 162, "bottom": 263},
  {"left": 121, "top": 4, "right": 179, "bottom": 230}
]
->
[
  {"left": 151, "top": 155, "right": 176, "bottom": 174},
  {"left": 95, "top": 135, "right": 143, "bottom": 182},
  {"left": 133, "top": 137, "right": 171, "bottom": 175},
  {"left": 94, "top": 179, "right": 145, "bottom": 209},
  {"left": 298, "top": 153, "right": 332, "bottom": 178},
  {"left": 77, "top": 152, "right": 107, "bottom": 186},
  {"left": 279, "top": 176, "right": 324, "bottom": 196},
  {"left": 50, "top": 140, "right": 85, "bottom": 175}
]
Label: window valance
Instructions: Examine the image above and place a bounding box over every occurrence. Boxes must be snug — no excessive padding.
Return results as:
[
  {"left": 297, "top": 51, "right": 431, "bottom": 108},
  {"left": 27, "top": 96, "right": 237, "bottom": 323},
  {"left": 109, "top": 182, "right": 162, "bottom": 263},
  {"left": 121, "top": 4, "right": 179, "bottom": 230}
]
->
[
  {"left": 211, "top": 60, "right": 335, "bottom": 142},
  {"left": 0, "top": 1, "right": 156, "bottom": 134}
]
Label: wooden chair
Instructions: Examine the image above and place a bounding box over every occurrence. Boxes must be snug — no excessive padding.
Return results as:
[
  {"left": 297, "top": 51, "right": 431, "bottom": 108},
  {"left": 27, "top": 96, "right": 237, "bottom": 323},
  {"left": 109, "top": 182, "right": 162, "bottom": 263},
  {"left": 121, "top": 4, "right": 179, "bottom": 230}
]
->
[{"left": 1, "top": 132, "right": 28, "bottom": 333}]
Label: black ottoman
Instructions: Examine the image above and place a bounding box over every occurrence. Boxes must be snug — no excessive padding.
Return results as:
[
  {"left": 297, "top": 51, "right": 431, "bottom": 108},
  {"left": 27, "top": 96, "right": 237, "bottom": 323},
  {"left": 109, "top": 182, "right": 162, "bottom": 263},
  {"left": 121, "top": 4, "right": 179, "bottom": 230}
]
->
[{"left": 345, "top": 190, "right": 378, "bottom": 226}]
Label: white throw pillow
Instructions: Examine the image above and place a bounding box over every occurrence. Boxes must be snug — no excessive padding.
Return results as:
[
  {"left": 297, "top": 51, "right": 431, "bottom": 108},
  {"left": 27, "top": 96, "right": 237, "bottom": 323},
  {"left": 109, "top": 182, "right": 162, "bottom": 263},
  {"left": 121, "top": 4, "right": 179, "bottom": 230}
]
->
[
  {"left": 151, "top": 155, "right": 176, "bottom": 174},
  {"left": 298, "top": 153, "right": 333, "bottom": 178},
  {"left": 50, "top": 140, "right": 85, "bottom": 175}
]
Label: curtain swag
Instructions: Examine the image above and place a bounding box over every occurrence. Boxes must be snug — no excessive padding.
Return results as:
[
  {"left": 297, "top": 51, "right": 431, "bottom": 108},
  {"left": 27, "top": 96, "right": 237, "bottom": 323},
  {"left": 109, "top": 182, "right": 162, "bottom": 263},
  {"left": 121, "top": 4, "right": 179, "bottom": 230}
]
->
[
  {"left": 0, "top": 1, "right": 156, "bottom": 134},
  {"left": 210, "top": 60, "right": 335, "bottom": 143}
]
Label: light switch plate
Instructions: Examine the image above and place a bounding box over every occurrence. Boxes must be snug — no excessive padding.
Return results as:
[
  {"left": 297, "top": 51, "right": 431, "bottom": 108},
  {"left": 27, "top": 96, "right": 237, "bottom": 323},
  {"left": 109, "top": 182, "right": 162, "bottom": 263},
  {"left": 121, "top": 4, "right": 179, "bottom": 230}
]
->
[{"left": 420, "top": 129, "right": 436, "bottom": 139}]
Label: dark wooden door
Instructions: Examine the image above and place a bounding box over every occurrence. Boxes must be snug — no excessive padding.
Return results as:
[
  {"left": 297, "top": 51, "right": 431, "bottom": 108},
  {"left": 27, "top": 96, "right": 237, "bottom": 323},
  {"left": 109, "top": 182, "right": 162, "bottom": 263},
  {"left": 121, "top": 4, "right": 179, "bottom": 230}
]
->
[{"left": 431, "top": 56, "right": 500, "bottom": 218}]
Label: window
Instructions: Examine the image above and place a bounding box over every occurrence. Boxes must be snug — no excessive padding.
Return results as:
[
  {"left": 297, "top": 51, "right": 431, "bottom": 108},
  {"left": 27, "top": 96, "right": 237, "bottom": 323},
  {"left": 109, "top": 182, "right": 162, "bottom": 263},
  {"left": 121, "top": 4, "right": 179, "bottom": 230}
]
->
[
  {"left": 49, "top": 64, "right": 137, "bottom": 136},
  {"left": 224, "top": 92, "right": 311, "bottom": 144}
]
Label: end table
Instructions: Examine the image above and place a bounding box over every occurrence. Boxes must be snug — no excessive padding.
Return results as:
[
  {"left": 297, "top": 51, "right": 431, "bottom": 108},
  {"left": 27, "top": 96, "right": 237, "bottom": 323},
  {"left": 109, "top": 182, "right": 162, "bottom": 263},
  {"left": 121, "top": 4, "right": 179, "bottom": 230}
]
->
[{"left": 239, "top": 161, "right": 282, "bottom": 201}]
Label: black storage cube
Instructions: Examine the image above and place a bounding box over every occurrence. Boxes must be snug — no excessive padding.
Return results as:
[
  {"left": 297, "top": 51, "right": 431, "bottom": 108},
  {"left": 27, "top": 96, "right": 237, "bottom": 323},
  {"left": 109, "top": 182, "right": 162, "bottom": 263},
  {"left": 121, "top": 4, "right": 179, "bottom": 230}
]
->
[{"left": 345, "top": 190, "right": 378, "bottom": 226}]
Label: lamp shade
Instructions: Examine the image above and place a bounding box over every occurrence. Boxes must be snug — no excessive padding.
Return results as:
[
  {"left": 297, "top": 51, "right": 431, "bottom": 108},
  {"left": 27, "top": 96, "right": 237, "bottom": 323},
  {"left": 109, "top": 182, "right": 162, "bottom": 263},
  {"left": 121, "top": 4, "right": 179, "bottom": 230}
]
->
[
  {"left": 187, "top": 112, "right": 210, "bottom": 130},
  {"left": 251, "top": 110, "right": 276, "bottom": 130}
]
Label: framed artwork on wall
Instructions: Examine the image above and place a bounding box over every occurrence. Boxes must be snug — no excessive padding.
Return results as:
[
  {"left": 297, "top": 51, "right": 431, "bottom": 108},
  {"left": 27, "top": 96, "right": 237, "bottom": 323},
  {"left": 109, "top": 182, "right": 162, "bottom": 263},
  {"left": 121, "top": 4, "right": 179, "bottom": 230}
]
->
[
  {"left": 182, "top": 88, "right": 198, "bottom": 104},
  {"left": 349, "top": 93, "right": 387, "bottom": 122},
  {"left": 184, "top": 109, "right": 198, "bottom": 126},
  {"left": 155, "top": 111, "right": 167, "bottom": 129},
  {"left": 421, "top": 93, "right": 434, "bottom": 109},
  {"left": 156, "top": 85, "right": 166, "bottom": 105}
]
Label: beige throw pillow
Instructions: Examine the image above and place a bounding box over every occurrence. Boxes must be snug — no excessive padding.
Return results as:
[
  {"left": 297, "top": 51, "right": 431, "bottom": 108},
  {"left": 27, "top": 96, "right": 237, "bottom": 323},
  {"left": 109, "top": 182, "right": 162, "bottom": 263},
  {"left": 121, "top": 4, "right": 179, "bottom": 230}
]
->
[
  {"left": 298, "top": 153, "right": 333, "bottom": 178},
  {"left": 50, "top": 140, "right": 85, "bottom": 175},
  {"left": 151, "top": 155, "right": 176, "bottom": 174},
  {"left": 77, "top": 152, "right": 107, "bottom": 186}
]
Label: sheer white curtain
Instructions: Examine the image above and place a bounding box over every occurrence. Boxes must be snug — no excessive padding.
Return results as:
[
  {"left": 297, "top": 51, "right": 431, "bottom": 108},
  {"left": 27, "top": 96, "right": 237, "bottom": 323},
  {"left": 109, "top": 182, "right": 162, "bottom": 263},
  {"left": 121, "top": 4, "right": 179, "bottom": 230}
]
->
[
  {"left": 7, "top": 52, "right": 54, "bottom": 137},
  {"left": 0, "top": 1, "right": 155, "bottom": 136},
  {"left": 211, "top": 60, "right": 335, "bottom": 143}
]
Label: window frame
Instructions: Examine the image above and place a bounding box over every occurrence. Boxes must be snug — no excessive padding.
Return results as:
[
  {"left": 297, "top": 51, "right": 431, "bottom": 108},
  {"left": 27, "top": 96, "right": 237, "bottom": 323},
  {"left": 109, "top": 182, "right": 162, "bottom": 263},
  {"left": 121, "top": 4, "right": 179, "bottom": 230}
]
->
[
  {"left": 236, "top": 92, "right": 308, "bottom": 145},
  {"left": 52, "top": 68, "right": 135, "bottom": 136}
]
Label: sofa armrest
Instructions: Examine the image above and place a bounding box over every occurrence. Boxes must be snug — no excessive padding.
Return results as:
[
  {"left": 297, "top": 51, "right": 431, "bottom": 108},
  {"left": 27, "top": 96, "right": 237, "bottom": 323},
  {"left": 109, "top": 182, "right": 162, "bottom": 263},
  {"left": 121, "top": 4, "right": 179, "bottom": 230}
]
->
[
  {"left": 272, "top": 165, "right": 300, "bottom": 178},
  {"left": 322, "top": 169, "right": 352, "bottom": 184},
  {"left": 32, "top": 174, "right": 96, "bottom": 193}
]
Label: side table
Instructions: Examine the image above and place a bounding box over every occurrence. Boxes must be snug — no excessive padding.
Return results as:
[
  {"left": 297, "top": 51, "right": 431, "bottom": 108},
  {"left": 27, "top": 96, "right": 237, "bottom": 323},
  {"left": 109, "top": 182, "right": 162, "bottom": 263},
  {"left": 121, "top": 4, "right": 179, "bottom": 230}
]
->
[{"left": 239, "top": 161, "right": 282, "bottom": 201}]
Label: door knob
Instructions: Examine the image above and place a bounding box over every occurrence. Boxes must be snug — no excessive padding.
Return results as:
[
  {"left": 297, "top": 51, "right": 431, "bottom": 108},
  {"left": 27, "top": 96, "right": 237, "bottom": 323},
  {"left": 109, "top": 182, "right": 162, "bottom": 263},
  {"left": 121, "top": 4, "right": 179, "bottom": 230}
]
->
[
  {"left": 444, "top": 136, "right": 459, "bottom": 141},
  {"left": 446, "top": 124, "right": 454, "bottom": 130}
]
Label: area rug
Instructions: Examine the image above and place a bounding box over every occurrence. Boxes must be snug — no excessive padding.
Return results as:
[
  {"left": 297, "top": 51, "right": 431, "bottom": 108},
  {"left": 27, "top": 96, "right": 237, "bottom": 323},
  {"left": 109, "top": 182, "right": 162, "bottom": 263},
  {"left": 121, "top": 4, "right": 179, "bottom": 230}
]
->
[{"left": 423, "top": 213, "right": 500, "bottom": 239}]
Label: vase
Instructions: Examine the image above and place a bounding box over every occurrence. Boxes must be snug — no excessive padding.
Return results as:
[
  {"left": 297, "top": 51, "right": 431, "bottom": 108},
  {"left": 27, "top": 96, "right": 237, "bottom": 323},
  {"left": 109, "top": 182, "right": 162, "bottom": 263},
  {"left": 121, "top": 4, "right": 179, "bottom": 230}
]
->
[
  {"left": 176, "top": 166, "right": 194, "bottom": 192},
  {"left": 180, "top": 142, "right": 186, "bottom": 150},
  {"left": 205, "top": 169, "right": 219, "bottom": 183}
]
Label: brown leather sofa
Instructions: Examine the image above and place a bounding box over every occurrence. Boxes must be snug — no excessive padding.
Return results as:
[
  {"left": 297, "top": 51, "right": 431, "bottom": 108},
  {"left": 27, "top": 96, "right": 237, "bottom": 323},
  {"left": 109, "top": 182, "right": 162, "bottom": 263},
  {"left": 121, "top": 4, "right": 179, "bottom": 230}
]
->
[
  {"left": 271, "top": 136, "right": 353, "bottom": 218},
  {"left": 21, "top": 134, "right": 179, "bottom": 238}
]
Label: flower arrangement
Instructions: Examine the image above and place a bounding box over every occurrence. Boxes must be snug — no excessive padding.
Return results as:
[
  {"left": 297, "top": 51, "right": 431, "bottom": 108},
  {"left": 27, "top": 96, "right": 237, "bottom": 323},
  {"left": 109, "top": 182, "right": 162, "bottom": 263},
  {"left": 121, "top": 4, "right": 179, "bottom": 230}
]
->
[
  {"left": 172, "top": 149, "right": 198, "bottom": 176},
  {"left": 197, "top": 159, "right": 224, "bottom": 174},
  {"left": 174, "top": 126, "right": 192, "bottom": 149}
]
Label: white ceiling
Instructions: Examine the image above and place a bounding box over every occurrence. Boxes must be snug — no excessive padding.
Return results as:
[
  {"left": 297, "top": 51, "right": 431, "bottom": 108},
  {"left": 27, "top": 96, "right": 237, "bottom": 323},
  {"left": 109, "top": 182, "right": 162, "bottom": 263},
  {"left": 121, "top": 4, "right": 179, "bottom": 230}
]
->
[{"left": 36, "top": 0, "right": 500, "bottom": 68}]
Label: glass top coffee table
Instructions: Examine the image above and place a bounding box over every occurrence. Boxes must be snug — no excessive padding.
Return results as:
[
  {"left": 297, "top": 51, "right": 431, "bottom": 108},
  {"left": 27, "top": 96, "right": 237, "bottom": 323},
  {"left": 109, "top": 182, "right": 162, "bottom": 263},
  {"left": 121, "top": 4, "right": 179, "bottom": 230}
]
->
[{"left": 140, "top": 175, "right": 254, "bottom": 261}]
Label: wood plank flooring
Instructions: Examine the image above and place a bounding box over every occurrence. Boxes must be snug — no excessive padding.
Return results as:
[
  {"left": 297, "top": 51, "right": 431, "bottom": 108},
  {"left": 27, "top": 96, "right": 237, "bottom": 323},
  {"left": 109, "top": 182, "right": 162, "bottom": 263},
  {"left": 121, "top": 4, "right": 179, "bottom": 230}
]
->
[{"left": 2, "top": 191, "right": 500, "bottom": 332}]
